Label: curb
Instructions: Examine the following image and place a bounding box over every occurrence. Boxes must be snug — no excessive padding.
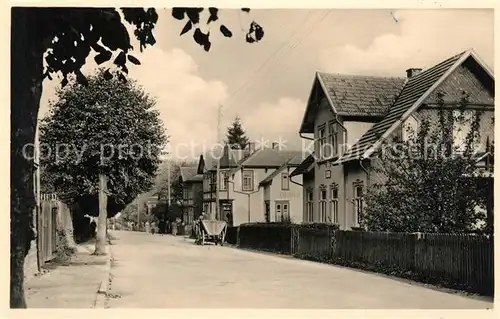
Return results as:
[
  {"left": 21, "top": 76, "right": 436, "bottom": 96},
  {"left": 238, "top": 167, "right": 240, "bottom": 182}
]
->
[{"left": 94, "top": 242, "right": 112, "bottom": 308}]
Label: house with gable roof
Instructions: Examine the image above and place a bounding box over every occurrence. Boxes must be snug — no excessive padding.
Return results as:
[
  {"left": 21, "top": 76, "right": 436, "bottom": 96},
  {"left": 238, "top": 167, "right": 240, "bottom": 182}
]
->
[
  {"left": 179, "top": 166, "right": 204, "bottom": 226},
  {"left": 196, "top": 143, "right": 249, "bottom": 223},
  {"left": 291, "top": 49, "right": 494, "bottom": 230},
  {"left": 226, "top": 143, "right": 305, "bottom": 226}
]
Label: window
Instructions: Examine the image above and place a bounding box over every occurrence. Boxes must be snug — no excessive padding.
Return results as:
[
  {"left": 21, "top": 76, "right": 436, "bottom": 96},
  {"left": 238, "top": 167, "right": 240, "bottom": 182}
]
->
[
  {"left": 318, "top": 125, "right": 326, "bottom": 159},
  {"left": 353, "top": 182, "right": 364, "bottom": 225},
  {"left": 203, "top": 203, "right": 209, "bottom": 214},
  {"left": 187, "top": 208, "right": 194, "bottom": 224},
  {"left": 183, "top": 187, "right": 188, "bottom": 199},
  {"left": 281, "top": 172, "right": 290, "bottom": 190},
  {"left": 319, "top": 188, "right": 327, "bottom": 223},
  {"left": 330, "top": 185, "right": 339, "bottom": 224},
  {"left": 242, "top": 170, "right": 254, "bottom": 191},
  {"left": 453, "top": 110, "right": 477, "bottom": 153},
  {"left": 306, "top": 190, "right": 314, "bottom": 222},
  {"left": 203, "top": 175, "right": 209, "bottom": 191},
  {"left": 275, "top": 203, "right": 282, "bottom": 221},
  {"left": 220, "top": 171, "right": 228, "bottom": 191},
  {"left": 328, "top": 121, "right": 338, "bottom": 158},
  {"left": 402, "top": 115, "right": 419, "bottom": 141},
  {"left": 325, "top": 170, "right": 331, "bottom": 179}
]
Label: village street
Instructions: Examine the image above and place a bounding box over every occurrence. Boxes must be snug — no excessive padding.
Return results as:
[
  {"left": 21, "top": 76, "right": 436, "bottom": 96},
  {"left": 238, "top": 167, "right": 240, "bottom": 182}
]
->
[{"left": 105, "top": 231, "right": 492, "bottom": 309}]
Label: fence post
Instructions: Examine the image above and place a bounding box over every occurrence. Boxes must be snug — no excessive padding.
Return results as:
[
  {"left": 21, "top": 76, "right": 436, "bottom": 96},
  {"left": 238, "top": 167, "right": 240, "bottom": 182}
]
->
[{"left": 236, "top": 226, "right": 240, "bottom": 247}]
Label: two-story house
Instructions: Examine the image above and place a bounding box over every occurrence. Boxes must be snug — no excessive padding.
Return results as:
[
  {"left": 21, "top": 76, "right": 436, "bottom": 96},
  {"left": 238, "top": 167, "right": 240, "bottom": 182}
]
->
[
  {"left": 179, "top": 166, "right": 203, "bottom": 228},
  {"left": 226, "top": 143, "right": 305, "bottom": 226},
  {"left": 292, "top": 49, "right": 494, "bottom": 230},
  {"left": 197, "top": 144, "right": 248, "bottom": 223}
]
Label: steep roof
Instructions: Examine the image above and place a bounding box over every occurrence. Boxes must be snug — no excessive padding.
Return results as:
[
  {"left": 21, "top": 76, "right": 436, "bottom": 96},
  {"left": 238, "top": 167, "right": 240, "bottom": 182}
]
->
[
  {"left": 243, "top": 148, "right": 305, "bottom": 167},
  {"left": 228, "top": 148, "right": 306, "bottom": 176},
  {"left": 337, "top": 50, "right": 490, "bottom": 164},
  {"left": 259, "top": 163, "right": 289, "bottom": 186},
  {"left": 318, "top": 72, "right": 407, "bottom": 116},
  {"left": 289, "top": 153, "right": 316, "bottom": 177},
  {"left": 300, "top": 73, "right": 406, "bottom": 133},
  {"left": 197, "top": 146, "right": 243, "bottom": 173},
  {"left": 180, "top": 166, "right": 203, "bottom": 182}
]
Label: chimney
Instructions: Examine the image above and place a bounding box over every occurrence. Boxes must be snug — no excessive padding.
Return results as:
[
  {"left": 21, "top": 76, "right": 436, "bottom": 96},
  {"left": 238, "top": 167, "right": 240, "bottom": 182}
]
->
[
  {"left": 248, "top": 142, "right": 256, "bottom": 154},
  {"left": 243, "top": 142, "right": 255, "bottom": 157},
  {"left": 272, "top": 142, "right": 280, "bottom": 150},
  {"left": 406, "top": 68, "right": 423, "bottom": 78}
]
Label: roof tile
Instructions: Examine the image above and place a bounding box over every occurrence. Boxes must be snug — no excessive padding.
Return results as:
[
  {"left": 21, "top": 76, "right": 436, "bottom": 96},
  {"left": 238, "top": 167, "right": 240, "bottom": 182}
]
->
[
  {"left": 317, "top": 73, "right": 406, "bottom": 117},
  {"left": 338, "top": 51, "right": 466, "bottom": 163}
]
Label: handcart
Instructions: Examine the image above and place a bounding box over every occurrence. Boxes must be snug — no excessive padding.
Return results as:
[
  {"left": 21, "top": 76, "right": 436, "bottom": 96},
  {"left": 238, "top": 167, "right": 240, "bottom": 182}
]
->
[{"left": 195, "top": 220, "right": 227, "bottom": 246}]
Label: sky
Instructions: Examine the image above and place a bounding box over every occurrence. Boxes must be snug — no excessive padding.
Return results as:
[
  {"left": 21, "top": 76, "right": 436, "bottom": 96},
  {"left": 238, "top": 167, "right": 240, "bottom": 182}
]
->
[{"left": 38, "top": 9, "right": 494, "bottom": 161}]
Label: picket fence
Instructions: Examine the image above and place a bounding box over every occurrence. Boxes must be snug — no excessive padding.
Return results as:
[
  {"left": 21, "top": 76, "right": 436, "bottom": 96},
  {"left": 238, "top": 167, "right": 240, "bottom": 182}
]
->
[{"left": 294, "top": 228, "right": 494, "bottom": 295}]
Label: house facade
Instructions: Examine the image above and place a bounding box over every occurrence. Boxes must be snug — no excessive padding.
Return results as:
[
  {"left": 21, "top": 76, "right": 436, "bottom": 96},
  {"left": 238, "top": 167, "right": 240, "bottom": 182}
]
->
[
  {"left": 292, "top": 49, "right": 494, "bottom": 230},
  {"left": 226, "top": 144, "right": 305, "bottom": 226},
  {"left": 197, "top": 145, "right": 247, "bottom": 223},
  {"left": 179, "top": 166, "right": 203, "bottom": 226}
]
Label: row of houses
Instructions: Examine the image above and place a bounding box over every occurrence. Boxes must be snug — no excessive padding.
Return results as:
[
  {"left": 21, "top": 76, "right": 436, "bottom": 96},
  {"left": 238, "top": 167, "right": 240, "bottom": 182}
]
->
[{"left": 179, "top": 49, "right": 494, "bottom": 229}]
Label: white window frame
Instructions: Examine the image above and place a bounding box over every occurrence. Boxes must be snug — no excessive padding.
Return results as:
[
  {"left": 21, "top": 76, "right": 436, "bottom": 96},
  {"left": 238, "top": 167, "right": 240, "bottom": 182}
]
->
[
  {"left": 281, "top": 172, "right": 290, "bottom": 190},
  {"left": 328, "top": 121, "right": 338, "bottom": 158},
  {"left": 319, "top": 188, "right": 327, "bottom": 223},
  {"left": 242, "top": 170, "right": 254, "bottom": 191},
  {"left": 306, "top": 190, "right": 314, "bottom": 222},
  {"left": 220, "top": 171, "right": 228, "bottom": 191},
  {"left": 318, "top": 125, "right": 326, "bottom": 159},
  {"left": 329, "top": 185, "right": 339, "bottom": 224}
]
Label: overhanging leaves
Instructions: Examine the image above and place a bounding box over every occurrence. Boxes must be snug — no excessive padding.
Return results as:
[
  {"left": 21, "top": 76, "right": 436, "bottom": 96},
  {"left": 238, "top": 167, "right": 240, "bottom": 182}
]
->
[
  {"left": 94, "top": 50, "right": 112, "bottom": 65},
  {"left": 180, "top": 20, "right": 193, "bottom": 35},
  {"left": 220, "top": 25, "right": 232, "bottom": 37},
  {"left": 127, "top": 54, "right": 141, "bottom": 65}
]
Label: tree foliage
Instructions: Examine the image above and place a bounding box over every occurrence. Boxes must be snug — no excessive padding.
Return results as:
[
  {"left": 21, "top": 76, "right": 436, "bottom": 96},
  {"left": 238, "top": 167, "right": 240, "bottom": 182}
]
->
[
  {"left": 362, "top": 92, "right": 492, "bottom": 234},
  {"left": 172, "top": 8, "right": 264, "bottom": 52},
  {"left": 225, "top": 116, "right": 250, "bottom": 149},
  {"left": 40, "top": 7, "right": 264, "bottom": 86},
  {"left": 11, "top": 6, "right": 264, "bottom": 308},
  {"left": 39, "top": 69, "right": 166, "bottom": 217}
]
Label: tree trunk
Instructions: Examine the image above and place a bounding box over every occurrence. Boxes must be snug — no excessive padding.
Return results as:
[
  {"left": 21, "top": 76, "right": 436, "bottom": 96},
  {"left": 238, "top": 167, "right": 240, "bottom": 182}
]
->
[
  {"left": 10, "top": 8, "right": 45, "bottom": 308},
  {"left": 94, "top": 174, "right": 108, "bottom": 255}
]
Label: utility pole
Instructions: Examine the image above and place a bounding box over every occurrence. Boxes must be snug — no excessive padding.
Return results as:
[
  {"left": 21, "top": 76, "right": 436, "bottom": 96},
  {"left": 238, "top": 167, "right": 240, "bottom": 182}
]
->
[{"left": 215, "top": 104, "right": 222, "bottom": 220}]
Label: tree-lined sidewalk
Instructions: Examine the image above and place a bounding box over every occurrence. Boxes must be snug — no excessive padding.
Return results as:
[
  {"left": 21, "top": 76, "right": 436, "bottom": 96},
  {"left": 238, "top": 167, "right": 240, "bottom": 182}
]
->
[{"left": 25, "top": 241, "right": 110, "bottom": 308}]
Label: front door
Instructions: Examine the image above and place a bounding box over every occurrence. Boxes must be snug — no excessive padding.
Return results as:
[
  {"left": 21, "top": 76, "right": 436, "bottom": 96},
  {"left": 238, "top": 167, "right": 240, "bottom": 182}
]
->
[
  {"left": 221, "top": 201, "right": 233, "bottom": 226},
  {"left": 275, "top": 202, "right": 282, "bottom": 222},
  {"left": 275, "top": 201, "right": 290, "bottom": 222}
]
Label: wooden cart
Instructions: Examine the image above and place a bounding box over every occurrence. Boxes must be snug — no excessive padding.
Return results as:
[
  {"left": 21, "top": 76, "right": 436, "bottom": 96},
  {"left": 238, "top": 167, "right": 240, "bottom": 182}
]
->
[{"left": 195, "top": 220, "right": 227, "bottom": 246}]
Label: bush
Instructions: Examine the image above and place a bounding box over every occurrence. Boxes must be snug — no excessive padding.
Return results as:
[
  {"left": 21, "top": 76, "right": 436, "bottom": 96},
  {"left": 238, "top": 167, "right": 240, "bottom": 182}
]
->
[
  {"left": 238, "top": 223, "right": 294, "bottom": 254},
  {"left": 225, "top": 226, "right": 239, "bottom": 245}
]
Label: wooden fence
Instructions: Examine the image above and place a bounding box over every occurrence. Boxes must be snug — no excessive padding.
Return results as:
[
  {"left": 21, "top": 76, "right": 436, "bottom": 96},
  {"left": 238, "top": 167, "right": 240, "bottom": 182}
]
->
[
  {"left": 37, "top": 195, "right": 74, "bottom": 264},
  {"left": 294, "top": 230, "right": 494, "bottom": 296}
]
